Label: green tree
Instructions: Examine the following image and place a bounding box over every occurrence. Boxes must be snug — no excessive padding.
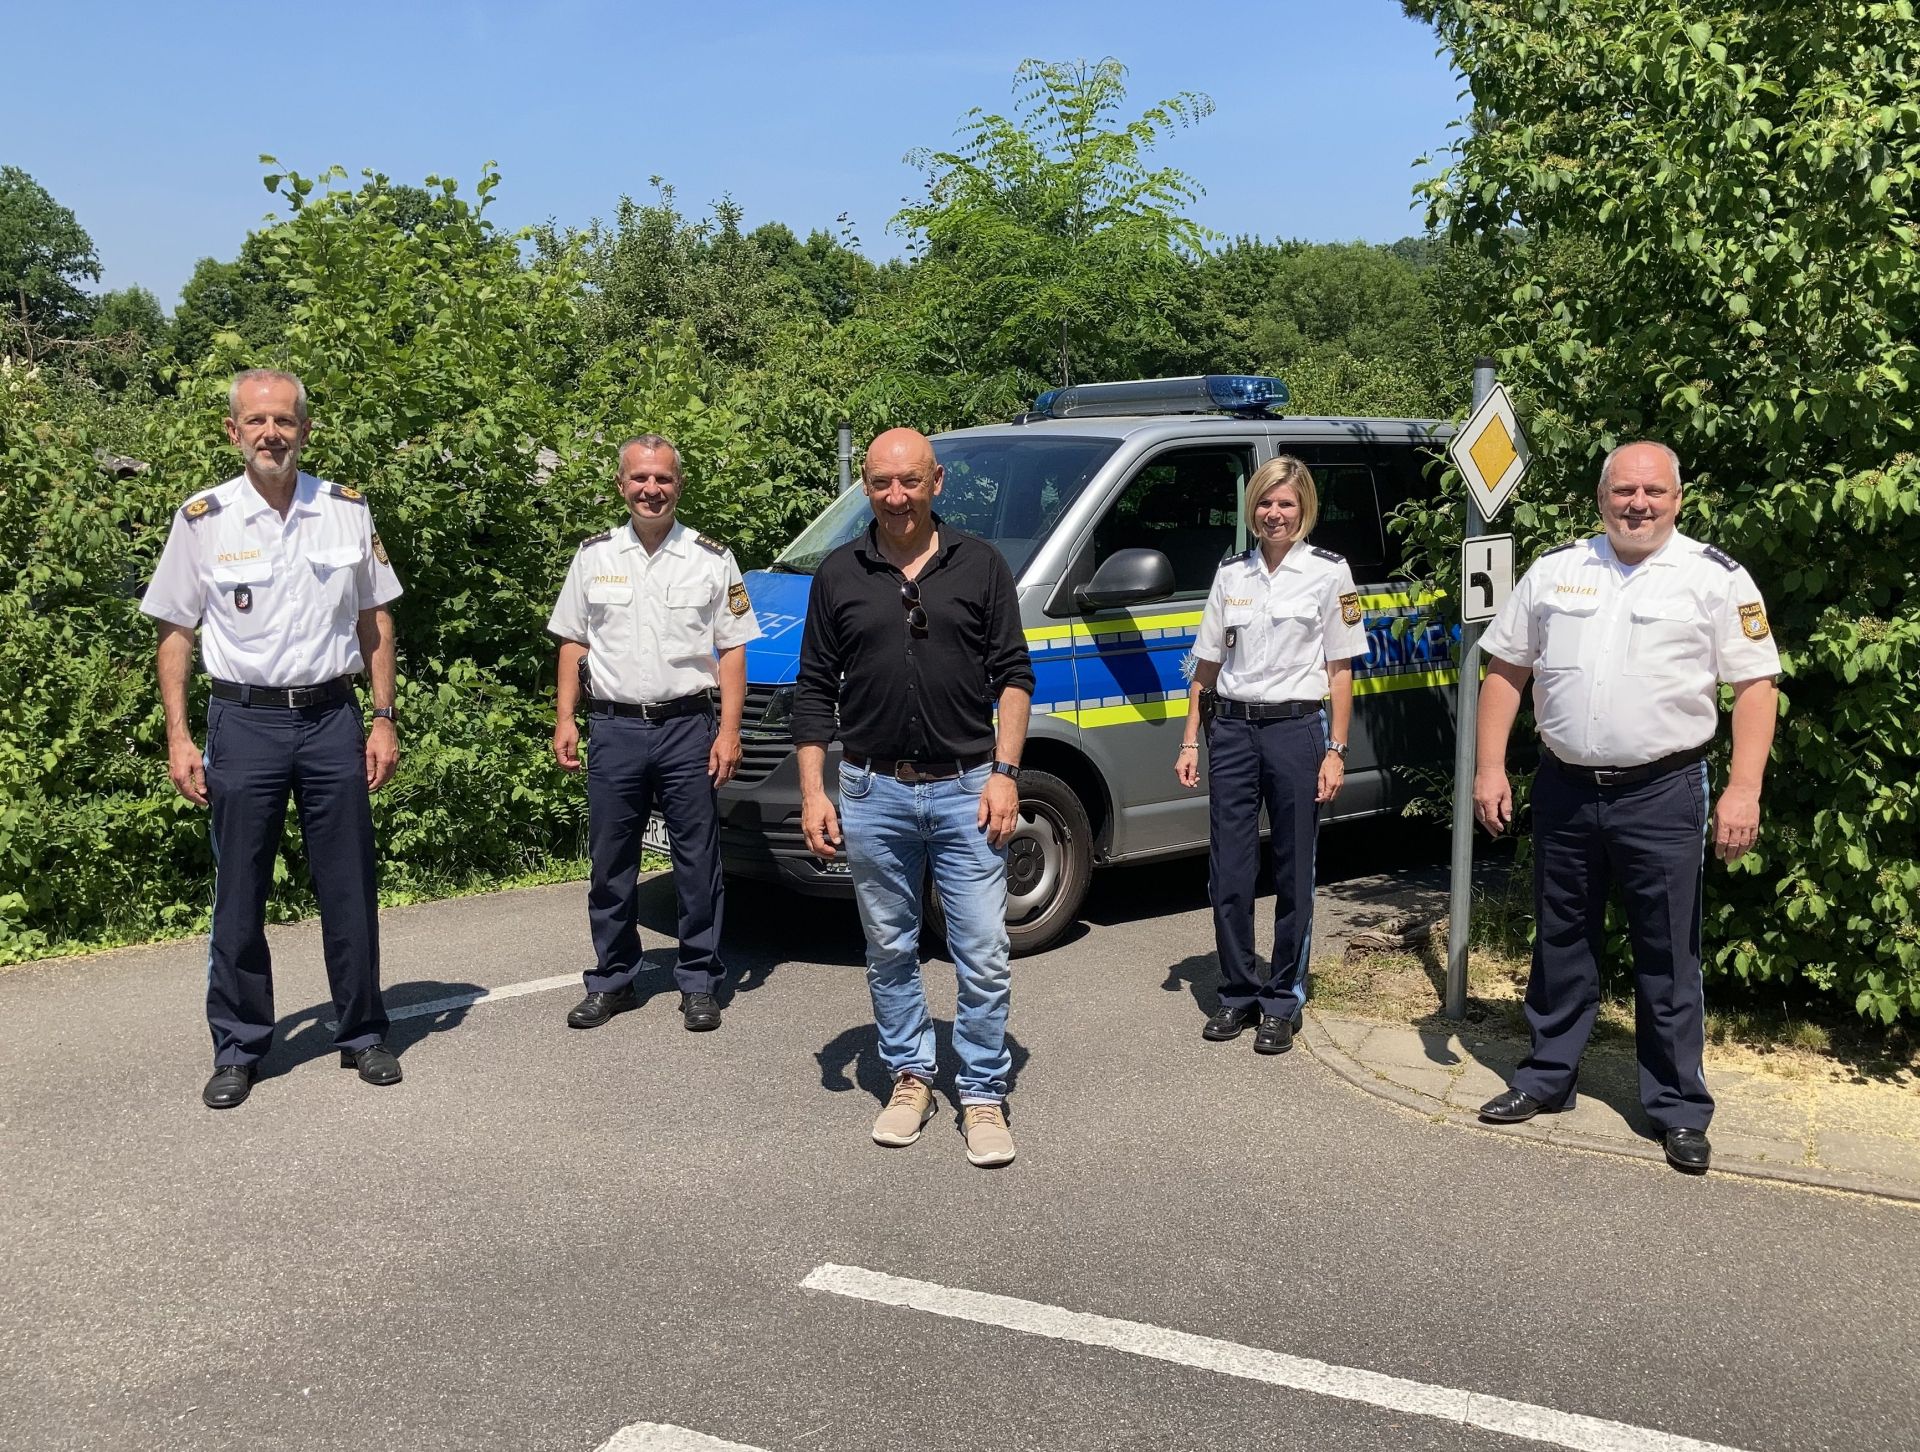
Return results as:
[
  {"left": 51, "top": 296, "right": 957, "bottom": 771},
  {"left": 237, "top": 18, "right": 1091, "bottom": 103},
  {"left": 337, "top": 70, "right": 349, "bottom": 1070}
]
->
[
  {"left": 0, "top": 166, "right": 100, "bottom": 353},
  {"left": 1403, "top": 0, "right": 1920, "bottom": 1021},
  {"left": 893, "top": 57, "right": 1215, "bottom": 389},
  {"left": 171, "top": 231, "right": 291, "bottom": 363}
]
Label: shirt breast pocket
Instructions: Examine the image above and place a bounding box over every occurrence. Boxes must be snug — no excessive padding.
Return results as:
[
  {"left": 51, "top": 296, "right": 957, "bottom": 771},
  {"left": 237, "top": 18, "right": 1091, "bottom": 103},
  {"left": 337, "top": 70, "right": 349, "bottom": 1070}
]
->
[
  {"left": 586, "top": 581, "right": 635, "bottom": 641},
  {"left": 308, "top": 545, "right": 364, "bottom": 622},
  {"left": 1539, "top": 599, "right": 1599, "bottom": 669},
  {"left": 666, "top": 583, "right": 715, "bottom": 614},
  {"left": 1270, "top": 598, "right": 1322, "bottom": 660},
  {"left": 209, "top": 564, "right": 274, "bottom": 638},
  {"left": 1626, "top": 601, "right": 1704, "bottom": 677},
  {"left": 1222, "top": 606, "right": 1254, "bottom": 652}
]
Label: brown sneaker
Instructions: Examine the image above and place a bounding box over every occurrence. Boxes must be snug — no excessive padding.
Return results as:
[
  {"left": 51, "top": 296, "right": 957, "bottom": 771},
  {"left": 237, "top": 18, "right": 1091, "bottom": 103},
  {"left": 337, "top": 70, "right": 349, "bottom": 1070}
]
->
[
  {"left": 872, "top": 1073, "right": 936, "bottom": 1147},
  {"left": 962, "top": 1102, "right": 1016, "bottom": 1167}
]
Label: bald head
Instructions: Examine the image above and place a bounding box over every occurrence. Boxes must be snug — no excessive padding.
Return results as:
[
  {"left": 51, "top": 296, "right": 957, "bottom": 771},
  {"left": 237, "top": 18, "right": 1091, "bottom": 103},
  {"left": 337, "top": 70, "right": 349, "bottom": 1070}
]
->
[{"left": 862, "top": 428, "right": 943, "bottom": 555}]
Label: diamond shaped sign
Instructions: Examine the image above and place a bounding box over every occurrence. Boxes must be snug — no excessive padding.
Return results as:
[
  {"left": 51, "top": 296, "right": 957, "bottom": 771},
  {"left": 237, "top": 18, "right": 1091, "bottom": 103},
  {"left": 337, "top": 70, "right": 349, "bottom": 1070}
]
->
[{"left": 1448, "top": 383, "right": 1531, "bottom": 521}]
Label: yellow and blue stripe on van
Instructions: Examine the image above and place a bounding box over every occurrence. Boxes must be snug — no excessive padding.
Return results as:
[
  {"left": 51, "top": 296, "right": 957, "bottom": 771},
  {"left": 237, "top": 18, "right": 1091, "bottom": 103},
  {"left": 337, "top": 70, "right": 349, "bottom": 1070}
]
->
[{"left": 1024, "top": 590, "right": 1457, "bottom": 727}]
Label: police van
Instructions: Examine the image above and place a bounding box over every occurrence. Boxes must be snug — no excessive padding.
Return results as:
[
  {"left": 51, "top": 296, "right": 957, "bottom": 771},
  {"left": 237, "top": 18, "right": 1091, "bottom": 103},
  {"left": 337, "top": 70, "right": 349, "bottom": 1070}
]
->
[{"left": 704, "top": 376, "right": 1456, "bottom": 955}]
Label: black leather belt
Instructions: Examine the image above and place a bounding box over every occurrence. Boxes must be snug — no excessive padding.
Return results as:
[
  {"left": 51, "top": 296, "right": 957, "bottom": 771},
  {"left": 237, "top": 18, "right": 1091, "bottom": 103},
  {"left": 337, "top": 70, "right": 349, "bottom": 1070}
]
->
[
  {"left": 210, "top": 677, "right": 354, "bottom": 709},
  {"left": 842, "top": 751, "right": 992, "bottom": 783},
  {"left": 1544, "top": 743, "right": 1710, "bottom": 789},
  {"left": 588, "top": 693, "right": 713, "bottom": 722},
  {"left": 1214, "top": 698, "right": 1322, "bottom": 721}
]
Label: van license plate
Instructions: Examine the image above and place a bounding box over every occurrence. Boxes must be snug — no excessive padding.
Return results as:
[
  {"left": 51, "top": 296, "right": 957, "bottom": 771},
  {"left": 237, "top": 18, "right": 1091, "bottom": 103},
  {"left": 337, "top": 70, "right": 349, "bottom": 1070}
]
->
[{"left": 641, "top": 817, "right": 671, "bottom": 855}]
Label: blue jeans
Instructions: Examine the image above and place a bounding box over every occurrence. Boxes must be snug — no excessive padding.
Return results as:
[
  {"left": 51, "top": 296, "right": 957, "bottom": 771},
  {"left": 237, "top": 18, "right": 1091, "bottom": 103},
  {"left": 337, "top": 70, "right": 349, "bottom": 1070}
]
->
[{"left": 838, "top": 761, "right": 1011, "bottom": 1104}]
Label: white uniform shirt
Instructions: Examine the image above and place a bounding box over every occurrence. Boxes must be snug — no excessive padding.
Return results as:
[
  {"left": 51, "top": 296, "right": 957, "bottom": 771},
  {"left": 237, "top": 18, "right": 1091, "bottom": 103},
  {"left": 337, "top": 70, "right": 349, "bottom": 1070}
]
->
[
  {"left": 547, "top": 520, "right": 762, "bottom": 704},
  {"left": 1480, "top": 530, "right": 1781, "bottom": 768},
  {"left": 140, "top": 472, "right": 403, "bottom": 687},
  {"left": 1192, "top": 543, "right": 1368, "bottom": 703}
]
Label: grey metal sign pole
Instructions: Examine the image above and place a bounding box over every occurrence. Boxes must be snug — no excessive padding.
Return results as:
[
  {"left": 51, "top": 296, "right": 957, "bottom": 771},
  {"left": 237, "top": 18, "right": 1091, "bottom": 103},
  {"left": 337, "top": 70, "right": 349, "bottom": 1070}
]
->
[{"left": 1444, "top": 358, "right": 1497, "bottom": 1018}]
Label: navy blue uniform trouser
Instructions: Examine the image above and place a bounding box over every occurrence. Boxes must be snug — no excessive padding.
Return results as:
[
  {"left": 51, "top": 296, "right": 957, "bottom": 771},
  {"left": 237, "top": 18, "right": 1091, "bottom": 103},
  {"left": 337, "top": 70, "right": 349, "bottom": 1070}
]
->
[
  {"left": 585, "top": 710, "right": 725, "bottom": 995},
  {"left": 1512, "top": 757, "right": 1714, "bottom": 1132},
  {"left": 1207, "top": 711, "right": 1323, "bottom": 1016},
  {"left": 204, "top": 697, "right": 386, "bottom": 1066}
]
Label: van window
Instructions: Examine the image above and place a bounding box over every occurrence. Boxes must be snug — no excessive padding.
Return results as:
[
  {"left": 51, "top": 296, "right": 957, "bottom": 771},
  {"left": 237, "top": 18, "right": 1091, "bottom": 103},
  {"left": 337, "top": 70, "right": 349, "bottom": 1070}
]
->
[
  {"left": 773, "top": 435, "right": 1118, "bottom": 574},
  {"left": 1306, "top": 462, "right": 1387, "bottom": 578},
  {"left": 1092, "top": 445, "right": 1253, "bottom": 596}
]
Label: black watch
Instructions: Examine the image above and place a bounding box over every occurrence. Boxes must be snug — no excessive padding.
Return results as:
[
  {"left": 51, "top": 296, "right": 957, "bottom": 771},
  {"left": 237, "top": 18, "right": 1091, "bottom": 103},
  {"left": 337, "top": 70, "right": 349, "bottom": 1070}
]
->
[
  {"left": 371, "top": 706, "right": 398, "bottom": 727},
  {"left": 989, "top": 761, "right": 1020, "bottom": 782}
]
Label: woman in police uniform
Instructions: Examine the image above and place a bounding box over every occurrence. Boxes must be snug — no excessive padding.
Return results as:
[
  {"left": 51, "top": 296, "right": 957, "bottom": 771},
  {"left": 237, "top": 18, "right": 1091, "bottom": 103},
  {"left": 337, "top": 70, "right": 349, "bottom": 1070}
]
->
[{"left": 1176, "top": 455, "right": 1368, "bottom": 1054}]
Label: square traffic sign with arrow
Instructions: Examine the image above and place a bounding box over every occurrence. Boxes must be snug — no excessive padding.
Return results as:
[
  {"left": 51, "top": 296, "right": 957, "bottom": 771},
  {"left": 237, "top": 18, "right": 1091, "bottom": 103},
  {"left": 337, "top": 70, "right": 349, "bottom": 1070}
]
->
[
  {"left": 1459, "top": 533, "right": 1514, "bottom": 625},
  {"left": 1448, "top": 383, "right": 1531, "bottom": 521}
]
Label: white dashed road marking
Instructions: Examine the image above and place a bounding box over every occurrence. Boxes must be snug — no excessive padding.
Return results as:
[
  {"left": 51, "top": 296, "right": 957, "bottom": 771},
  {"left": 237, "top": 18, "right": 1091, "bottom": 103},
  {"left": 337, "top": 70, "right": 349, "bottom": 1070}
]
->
[
  {"left": 326, "top": 972, "right": 581, "bottom": 1030},
  {"left": 801, "top": 1264, "right": 1752, "bottom": 1452},
  {"left": 597, "top": 1426, "right": 767, "bottom": 1452}
]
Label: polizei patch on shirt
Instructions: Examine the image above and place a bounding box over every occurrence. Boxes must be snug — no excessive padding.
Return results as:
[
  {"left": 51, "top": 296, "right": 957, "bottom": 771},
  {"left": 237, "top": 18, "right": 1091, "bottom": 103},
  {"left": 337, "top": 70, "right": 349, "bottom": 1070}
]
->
[
  {"left": 1739, "top": 601, "right": 1770, "bottom": 639},
  {"left": 728, "top": 581, "right": 751, "bottom": 616},
  {"left": 1339, "top": 591, "right": 1362, "bottom": 626}
]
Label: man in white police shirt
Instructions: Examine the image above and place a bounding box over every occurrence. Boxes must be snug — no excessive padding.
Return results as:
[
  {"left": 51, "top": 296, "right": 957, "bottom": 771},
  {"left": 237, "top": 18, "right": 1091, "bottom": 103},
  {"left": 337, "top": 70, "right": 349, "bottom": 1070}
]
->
[
  {"left": 549, "top": 435, "right": 761, "bottom": 1035},
  {"left": 1473, "top": 441, "right": 1780, "bottom": 1173},
  {"left": 143, "top": 369, "right": 405, "bottom": 1110}
]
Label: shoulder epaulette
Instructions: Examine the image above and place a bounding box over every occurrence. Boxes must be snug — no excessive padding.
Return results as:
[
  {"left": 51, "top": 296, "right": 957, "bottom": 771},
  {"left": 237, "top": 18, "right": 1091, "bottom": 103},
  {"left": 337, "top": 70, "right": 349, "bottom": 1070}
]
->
[
  {"left": 181, "top": 492, "right": 223, "bottom": 522},
  {"left": 328, "top": 484, "right": 367, "bottom": 506},
  {"left": 1310, "top": 546, "right": 1344, "bottom": 563},
  {"left": 1540, "top": 539, "right": 1580, "bottom": 557},
  {"left": 578, "top": 530, "right": 612, "bottom": 550},
  {"left": 1701, "top": 543, "right": 1740, "bottom": 571},
  {"left": 695, "top": 534, "right": 727, "bottom": 556}
]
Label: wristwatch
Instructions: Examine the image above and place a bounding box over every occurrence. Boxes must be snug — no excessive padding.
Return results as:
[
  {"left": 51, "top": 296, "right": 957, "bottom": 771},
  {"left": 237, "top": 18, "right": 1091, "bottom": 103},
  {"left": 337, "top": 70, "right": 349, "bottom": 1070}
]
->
[
  {"left": 989, "top": 761, "right": 1021, "bottom": 782},
  {"left": 1326, "top": 739, "right": 1348, "bottom": 759},
  {"left": 371, "top": 706, "right": 399, "bottom": 727}
]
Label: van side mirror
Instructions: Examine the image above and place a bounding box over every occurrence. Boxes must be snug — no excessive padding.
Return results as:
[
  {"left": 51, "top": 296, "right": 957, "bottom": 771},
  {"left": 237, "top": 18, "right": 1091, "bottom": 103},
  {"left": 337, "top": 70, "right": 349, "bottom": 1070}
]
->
[{"left": 1075, "top": 548, "right": 1176, "bottom": 611}]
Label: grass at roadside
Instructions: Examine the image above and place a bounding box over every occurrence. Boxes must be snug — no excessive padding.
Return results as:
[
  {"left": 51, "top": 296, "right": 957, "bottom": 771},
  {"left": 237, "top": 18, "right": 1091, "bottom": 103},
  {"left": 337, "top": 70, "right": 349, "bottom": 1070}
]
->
[
  {"left": 4, "top": 856, "right": 618, "bottom": 971},
  {"left": 1311, "top": 925, "right": 1919, "bottom": 1092}
]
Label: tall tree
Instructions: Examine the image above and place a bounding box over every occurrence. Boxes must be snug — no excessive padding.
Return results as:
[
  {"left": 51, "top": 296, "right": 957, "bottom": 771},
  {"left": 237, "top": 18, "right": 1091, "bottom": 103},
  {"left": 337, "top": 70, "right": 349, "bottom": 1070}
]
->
[
  {"left": 0, "top": 166, "right": 101, "bottom": 353},
  {"left": 893, "top": 58, "right": 1214, "bottom": 388}
]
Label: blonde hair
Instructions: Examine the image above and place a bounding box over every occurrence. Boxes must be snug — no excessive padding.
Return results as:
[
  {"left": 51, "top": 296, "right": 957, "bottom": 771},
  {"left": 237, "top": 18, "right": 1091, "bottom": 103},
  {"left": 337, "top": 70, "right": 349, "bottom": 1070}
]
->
[{"left": 1243, "top": 455, "right": 1318, "bottom": 541}]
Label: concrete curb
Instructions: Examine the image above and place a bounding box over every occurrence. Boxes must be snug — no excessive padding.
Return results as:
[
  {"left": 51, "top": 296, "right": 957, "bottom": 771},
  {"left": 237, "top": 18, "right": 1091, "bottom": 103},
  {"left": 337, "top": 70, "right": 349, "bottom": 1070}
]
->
[{"left": 1299, "top": 1012, "right": 1920, "bottom": 1206}]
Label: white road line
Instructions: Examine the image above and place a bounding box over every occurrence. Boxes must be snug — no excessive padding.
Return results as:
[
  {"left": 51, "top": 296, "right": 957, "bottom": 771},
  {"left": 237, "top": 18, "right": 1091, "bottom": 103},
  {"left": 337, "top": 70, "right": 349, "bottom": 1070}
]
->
[
  {"left": 325, "top": 971, "right": 581, "bottom": 1030},
  {"left": 802, "top": 1264, "right": 1752, "bottom": 1452},
  {"left": 597, "top": 1425, "right": 768, "bottom": 1452}
]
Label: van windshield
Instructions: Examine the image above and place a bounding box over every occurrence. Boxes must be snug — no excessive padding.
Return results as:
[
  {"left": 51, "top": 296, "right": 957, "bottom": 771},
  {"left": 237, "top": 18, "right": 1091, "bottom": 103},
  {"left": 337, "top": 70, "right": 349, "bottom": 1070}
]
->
[{"left": 771, "top": 434, "right": 1120, "bottom": 575}]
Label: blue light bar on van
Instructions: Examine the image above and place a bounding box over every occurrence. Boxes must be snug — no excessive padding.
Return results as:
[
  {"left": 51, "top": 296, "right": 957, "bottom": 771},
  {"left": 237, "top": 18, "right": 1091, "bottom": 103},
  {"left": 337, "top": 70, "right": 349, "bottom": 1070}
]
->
[{"left": 1030, "top": 374, "right": 1290, "bottom": 419}]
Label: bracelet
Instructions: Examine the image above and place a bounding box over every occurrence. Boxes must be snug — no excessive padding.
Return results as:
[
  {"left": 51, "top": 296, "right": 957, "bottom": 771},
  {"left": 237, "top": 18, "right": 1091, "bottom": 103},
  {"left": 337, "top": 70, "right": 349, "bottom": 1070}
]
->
[{"left": 1179, "top": 742, "right": 1199, "bottom": 751}]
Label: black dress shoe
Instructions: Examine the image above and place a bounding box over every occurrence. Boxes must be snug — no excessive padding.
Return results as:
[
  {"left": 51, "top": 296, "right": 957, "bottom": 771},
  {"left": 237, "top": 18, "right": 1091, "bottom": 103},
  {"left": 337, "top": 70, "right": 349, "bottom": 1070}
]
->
[
  {"left": 339, "top": 1042, "right": 402, "bottom": 1085},
  {"left": 567, "top": 985, "right": 639, "bottom": 1029},
  {"left": 680, "top": 991, "right": 722, "bottom": 1032},
  {"left": 1202, "top": 1003, "right": 1260, "bottom": 1041},
  {"left": 1477, "top": 1087, "right": 1576, "bottom": 1122},
  {"left": 1254, "top": 1013, "right": 1295, "bottom": 1055},
  {"left": 1664, "top": 1127, "right": 1712, "bottom": 1173},
  {"left": 202, "top": 1063, "right": 254, "bottom": 1109}
]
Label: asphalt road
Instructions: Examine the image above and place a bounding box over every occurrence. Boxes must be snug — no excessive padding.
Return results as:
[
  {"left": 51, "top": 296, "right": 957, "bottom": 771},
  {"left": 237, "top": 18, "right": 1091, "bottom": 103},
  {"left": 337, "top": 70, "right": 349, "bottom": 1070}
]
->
[{"left": 3, "top": 832, "right": 1915, "bottom": 1452}]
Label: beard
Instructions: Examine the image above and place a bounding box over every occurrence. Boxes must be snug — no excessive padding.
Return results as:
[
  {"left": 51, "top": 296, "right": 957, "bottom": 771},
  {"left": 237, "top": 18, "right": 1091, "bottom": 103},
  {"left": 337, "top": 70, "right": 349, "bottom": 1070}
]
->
[{"left": 242, "top": 439, "right": 301, "bottom": 484}]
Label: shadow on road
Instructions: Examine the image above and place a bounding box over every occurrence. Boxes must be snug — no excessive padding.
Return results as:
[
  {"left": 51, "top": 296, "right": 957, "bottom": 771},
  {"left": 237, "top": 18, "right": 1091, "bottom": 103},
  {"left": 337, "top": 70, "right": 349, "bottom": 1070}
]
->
[
  {"left": 816, "top": 1018, "right": 1031, "bottom": 1108},
  {"left": 261, "top": 978, "right": 484, "bottom": 1080}
]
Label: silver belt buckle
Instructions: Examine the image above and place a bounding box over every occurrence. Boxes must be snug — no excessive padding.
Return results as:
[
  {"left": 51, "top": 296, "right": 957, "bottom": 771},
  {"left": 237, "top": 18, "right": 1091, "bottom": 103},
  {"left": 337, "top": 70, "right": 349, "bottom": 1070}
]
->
[{"left": 1592, "top": 766, "right": 1623, "bottom": 787}]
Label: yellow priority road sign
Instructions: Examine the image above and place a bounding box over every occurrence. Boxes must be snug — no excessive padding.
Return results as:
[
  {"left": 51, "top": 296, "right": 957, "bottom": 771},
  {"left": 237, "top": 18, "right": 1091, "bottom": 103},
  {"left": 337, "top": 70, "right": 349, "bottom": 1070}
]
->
[{"left": 1448, "top": 382, "right": 1531, "bottom": 521}]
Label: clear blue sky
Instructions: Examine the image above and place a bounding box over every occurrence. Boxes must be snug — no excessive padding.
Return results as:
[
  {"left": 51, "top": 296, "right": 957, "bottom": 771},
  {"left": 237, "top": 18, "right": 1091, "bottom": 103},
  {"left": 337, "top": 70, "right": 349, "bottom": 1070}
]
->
[{"left": 11, "top": 1, "right": 1462, "bottom": 308}]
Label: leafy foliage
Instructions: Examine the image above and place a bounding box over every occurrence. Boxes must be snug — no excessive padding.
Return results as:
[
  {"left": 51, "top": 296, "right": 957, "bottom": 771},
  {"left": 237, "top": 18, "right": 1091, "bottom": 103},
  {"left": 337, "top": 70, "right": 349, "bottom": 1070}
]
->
[
  {"left": 1403, "top": 0, "right": 1920, "bottom": 1021},
  {"left": 0, "top": 166, "right": 102, "bottom": 354}
]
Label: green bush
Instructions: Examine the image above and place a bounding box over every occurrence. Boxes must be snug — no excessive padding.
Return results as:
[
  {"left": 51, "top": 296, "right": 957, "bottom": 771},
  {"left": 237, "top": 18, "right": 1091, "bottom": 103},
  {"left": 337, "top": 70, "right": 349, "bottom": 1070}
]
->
[{"left": 1403, "top": 1, "right": 1920, "bottom": 1021}]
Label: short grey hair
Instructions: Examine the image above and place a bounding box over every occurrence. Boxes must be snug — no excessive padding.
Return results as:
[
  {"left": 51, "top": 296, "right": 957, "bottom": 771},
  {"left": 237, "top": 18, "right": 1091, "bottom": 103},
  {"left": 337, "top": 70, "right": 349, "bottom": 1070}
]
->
[
  {"left": 616, "top": 434, "right": 682, "bottom": 478},
  {"left": 1598, "top": 440, "right": 1683, "bottom": 491},
  {"left": 228, "top": 368, "right": 309, "bottom": 421}
]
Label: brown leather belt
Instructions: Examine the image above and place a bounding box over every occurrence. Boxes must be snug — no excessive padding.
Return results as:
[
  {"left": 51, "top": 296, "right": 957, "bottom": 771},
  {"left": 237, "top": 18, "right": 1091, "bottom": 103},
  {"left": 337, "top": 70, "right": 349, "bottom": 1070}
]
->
[{"left": 842, "top": 751, "right": 992, "bottom": 783}]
